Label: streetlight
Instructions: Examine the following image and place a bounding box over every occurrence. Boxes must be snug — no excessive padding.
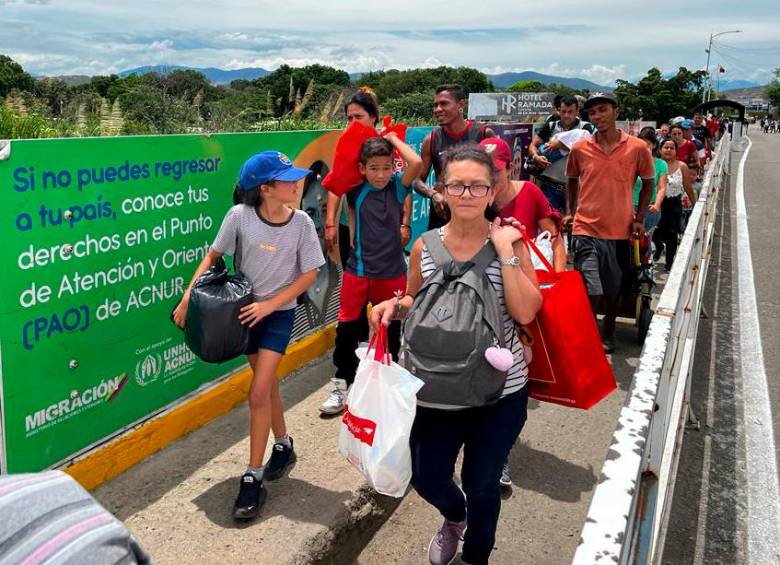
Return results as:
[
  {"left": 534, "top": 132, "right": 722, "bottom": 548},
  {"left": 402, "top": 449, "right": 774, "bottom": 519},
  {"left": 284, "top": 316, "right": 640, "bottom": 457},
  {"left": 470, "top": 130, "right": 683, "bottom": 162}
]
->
[{"left": 703, "top": 30, "right": 742, "bottom": 103}]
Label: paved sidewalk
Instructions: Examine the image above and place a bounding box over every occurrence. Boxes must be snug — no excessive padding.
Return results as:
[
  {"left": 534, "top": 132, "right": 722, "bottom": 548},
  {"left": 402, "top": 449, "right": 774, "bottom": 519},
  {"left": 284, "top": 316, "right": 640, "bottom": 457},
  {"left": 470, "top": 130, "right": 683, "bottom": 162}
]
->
[{"left": 94, "top": 322, "right": 648, "bottom": 564}]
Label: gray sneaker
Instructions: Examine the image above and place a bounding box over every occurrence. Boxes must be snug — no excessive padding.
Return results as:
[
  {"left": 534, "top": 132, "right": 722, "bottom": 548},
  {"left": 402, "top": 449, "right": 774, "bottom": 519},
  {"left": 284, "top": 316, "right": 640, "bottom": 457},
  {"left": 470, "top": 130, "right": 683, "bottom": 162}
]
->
[
  {"left": 319, "top": 378, "right": 348, "bottom": 415},
  {"left": 428, "top": 518, "right": 466, "bottom": 565}
]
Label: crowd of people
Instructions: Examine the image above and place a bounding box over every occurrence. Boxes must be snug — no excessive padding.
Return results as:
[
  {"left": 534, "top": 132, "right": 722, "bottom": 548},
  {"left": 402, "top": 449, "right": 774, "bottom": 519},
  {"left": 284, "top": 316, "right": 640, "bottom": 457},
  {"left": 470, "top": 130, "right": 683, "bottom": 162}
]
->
[
  {"left": 760, "top": 116, "right": 780, "bottom": 133},
  {"left": 171, "top": 84, "right": 714, "bottom": 564}
]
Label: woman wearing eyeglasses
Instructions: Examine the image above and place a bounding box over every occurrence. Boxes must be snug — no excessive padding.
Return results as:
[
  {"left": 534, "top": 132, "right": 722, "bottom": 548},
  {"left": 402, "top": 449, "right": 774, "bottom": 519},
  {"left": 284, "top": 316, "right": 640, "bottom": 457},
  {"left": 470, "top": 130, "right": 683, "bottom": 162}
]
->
[{"left": 371, "top": 145, "right": 542, "bottom": 565}]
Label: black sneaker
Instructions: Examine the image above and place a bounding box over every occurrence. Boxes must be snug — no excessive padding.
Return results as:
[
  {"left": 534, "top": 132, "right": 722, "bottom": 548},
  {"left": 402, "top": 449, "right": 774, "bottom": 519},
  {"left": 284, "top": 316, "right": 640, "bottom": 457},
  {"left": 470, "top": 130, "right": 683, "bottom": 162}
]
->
[
  {"left": 233, "top": 473, "right": 267, "bottom": 521},
  {"left": 263, "top": 438, "right": 297, "bottom": 481}
]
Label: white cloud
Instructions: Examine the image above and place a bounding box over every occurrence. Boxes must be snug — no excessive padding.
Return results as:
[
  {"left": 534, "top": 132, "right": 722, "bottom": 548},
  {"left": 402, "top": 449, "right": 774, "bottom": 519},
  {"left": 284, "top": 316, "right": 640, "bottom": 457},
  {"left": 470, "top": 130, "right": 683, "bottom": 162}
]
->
[
  {"left": 1, "top": 0, "right": 778, "bottom": 83},
  {"left": 580, "top": 64, "right": 628, "bottom": 86},
  {"left": 149, "top": 39, "right": 174, "bottom": 50}
]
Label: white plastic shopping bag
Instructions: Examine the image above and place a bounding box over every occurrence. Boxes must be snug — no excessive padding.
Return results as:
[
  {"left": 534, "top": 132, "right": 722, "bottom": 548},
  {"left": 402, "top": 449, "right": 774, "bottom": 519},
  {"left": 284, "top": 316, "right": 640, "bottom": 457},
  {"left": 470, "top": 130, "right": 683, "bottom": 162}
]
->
[
  {"left": 532, "top": 230, "right": 555, "bottom": 272},
  {"left": 338, "top": 326, "right": 423, "bottom": 497}
]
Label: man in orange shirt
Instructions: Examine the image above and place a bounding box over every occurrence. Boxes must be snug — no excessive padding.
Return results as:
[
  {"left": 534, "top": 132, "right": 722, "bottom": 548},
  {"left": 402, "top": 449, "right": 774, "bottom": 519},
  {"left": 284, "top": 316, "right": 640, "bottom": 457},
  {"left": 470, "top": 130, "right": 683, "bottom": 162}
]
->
[{"left": 564, "top": 93, "right": 654, "bottom": 352}]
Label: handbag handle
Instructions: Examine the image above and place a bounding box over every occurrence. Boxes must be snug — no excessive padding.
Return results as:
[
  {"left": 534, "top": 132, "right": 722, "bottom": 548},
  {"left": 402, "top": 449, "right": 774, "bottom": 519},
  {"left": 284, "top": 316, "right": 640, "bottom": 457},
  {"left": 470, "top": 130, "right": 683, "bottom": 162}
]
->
[
  {"left": 366, "top": 324, "right": 391, "bottom": 365},
  {"left": 521, "top": 228, "right": 556, "bottom": 274}
]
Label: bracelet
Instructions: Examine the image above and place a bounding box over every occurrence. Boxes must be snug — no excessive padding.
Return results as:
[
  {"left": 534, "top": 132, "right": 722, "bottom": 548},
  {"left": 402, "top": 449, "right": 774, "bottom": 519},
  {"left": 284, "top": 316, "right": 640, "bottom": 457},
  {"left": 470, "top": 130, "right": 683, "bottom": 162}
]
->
[
  {"left": 393, "top": 290, "right": 409, "bottom": 319},
  {"left": 400, "top": 224, "right": 411, "bottom": 229},
  {"left": 325, "top": 224, "right": 336, "bottom": 229}
]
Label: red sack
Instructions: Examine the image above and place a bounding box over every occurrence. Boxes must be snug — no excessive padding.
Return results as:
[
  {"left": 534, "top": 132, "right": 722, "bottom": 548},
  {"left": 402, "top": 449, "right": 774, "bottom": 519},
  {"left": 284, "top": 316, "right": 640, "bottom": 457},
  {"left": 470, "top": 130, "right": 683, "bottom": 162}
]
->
[
  {"left": 381, "top": 115, "right": 408, "bottom": 142},
  {"left": 525, "top": 238, "right": 616, "bottom": 409},
  {"left": 322, "top": 116, "right": 409, "bottom": 196},
  {"left": 322, "top": 121, "right": 378, "bottom": 196},
  {"left": 381, "top": 115, "right": 409, "bottom": 173}
]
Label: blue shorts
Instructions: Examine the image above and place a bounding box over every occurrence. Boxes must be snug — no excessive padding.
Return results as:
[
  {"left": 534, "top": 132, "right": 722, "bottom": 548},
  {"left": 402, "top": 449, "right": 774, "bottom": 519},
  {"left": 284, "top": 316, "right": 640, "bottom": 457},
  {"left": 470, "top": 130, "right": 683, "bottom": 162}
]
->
[{"left": 245, "top": 308, "right": 296, "bottom": 355}]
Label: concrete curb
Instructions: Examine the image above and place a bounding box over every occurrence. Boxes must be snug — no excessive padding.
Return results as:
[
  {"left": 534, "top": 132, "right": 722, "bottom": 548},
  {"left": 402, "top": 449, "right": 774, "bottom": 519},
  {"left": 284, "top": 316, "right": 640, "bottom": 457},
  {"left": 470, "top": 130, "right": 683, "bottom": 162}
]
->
[
  {"left": 65, "top": 324, "right": 336, "bottom": 491},
  {"left": 289, "top": 484, "right": 403, "bottom": 565}
]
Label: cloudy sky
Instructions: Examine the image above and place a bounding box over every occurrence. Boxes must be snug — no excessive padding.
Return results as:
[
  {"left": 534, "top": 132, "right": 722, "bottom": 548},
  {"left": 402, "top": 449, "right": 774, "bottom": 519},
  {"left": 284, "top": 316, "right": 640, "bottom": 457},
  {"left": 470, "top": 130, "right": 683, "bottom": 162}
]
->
[{"left": 2, "top": 0, "right": 779, "bottom": 85}]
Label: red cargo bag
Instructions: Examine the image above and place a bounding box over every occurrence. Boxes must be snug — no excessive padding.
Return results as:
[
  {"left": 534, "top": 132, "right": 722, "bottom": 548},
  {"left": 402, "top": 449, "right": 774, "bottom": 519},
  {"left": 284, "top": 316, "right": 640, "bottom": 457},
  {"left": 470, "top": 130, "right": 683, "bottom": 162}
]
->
[
  {"left": 322, "top": 116, "right": 408, "bottom": 196},
  {"left": 525, "top": 237, "right": 616, "bottom": 409},
  {"left": 322, "top": 120, "right": 378, "bottom": 196}
]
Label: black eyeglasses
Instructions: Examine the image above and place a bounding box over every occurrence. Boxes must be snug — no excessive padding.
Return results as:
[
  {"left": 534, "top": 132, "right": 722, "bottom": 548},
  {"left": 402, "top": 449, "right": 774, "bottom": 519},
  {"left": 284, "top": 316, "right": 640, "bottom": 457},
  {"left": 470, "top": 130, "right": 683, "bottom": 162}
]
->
[{"left": 443, "top": 183, "right": 491, "bottom": 197}]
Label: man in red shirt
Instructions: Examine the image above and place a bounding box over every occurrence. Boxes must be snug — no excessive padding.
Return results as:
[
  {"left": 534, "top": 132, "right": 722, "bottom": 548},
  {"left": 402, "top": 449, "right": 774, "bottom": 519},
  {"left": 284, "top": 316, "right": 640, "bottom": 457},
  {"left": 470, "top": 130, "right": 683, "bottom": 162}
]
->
[{"left": 565, "top": 93, "right": 655, "bottom": 352}]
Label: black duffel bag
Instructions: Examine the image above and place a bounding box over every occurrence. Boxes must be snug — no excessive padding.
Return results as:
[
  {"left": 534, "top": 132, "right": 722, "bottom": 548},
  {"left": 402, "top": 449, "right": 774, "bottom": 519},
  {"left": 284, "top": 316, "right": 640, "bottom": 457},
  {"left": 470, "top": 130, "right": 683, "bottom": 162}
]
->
[{"left": 183, "top": 256, "right": 254, "bottom": 363}]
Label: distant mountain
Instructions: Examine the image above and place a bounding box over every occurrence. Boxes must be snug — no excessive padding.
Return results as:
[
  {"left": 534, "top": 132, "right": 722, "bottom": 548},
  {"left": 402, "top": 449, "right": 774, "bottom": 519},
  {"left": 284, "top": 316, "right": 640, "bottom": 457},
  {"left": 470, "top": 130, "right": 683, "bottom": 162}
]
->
[
  {"left": 718, "top": 85, "right": 769, "bottom": 105},
  {"left": 486, "top": 71, "right": 609, "bottom": 91},
  {"left": 715, "top": 79, "right": 761, "bottom": 91},
  {"left": 118, "top": 65, "right": 271, "bottom": 84}
]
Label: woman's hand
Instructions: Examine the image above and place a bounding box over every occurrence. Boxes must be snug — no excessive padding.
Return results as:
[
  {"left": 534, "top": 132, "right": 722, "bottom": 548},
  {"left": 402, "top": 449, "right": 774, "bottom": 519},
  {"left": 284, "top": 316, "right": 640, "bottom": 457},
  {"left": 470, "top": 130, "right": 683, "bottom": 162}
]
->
[
  {"left": 490, "top": 217, "right": 524, "bottom": 256},
  {"left": 370, "top": 299, "right": 397, "bottom": 330},
  {"left": 238, "top": 300, "right": 275, "bottom": 328},
  {"left": 172, "top": 293, "right": 190, "bottom": 328}
]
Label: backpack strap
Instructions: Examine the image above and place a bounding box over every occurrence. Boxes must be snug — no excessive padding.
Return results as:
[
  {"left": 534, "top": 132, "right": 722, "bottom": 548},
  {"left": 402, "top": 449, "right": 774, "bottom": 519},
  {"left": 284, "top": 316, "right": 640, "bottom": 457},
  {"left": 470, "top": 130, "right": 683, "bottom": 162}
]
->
[
  {"left": 421, "top": 229, "right": 452, "bottom": 268},
  {"left": 469, "top": 241, "right": 506, "bottom": 349},
  {"left": 469, "top": 240, "right": 497, "bottom": 277}
]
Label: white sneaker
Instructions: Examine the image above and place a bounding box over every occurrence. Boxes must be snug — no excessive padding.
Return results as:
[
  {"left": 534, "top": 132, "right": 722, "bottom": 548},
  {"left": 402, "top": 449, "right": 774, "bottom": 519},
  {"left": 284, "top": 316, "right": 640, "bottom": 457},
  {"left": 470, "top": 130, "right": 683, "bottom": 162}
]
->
[{"left": 319, "top": 378, "right": 348, "bottom": 415}]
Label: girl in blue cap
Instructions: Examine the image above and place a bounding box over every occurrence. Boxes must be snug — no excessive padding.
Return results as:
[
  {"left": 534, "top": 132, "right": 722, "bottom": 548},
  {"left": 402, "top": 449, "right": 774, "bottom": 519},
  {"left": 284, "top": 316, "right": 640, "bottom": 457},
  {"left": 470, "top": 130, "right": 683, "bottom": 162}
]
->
[{"left": 172, "top": 150, "right": 325, "bottom": 520}]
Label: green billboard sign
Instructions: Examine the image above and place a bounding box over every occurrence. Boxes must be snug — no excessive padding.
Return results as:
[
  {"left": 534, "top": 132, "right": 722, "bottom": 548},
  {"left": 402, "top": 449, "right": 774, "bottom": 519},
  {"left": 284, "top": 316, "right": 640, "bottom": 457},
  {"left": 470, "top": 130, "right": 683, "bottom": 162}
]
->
[{"left": 0, "top": 128, "right": 434, "bottom": 473}]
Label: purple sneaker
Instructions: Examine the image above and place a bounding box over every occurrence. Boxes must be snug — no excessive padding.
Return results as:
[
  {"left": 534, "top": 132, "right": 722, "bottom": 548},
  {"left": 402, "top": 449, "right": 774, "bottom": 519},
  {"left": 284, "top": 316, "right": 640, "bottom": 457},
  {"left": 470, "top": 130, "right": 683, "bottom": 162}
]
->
[{"left": 427, "top": 518, "right": 467, "bottom": 565}]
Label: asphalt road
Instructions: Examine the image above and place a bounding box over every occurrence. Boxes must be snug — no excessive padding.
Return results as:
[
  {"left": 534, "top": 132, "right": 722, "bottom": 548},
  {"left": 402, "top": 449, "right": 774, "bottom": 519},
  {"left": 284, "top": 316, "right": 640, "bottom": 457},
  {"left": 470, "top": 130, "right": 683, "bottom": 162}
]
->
[{"left": 663, "top": 132, "right": 780, "bottom": 564}]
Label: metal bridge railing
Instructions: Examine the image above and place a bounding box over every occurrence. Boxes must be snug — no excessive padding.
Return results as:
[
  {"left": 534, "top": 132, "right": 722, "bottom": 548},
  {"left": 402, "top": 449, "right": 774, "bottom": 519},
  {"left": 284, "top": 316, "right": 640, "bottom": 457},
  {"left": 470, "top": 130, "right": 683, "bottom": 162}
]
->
[{"left": 572, "top": 134, "right": 732, "bottom": 564}]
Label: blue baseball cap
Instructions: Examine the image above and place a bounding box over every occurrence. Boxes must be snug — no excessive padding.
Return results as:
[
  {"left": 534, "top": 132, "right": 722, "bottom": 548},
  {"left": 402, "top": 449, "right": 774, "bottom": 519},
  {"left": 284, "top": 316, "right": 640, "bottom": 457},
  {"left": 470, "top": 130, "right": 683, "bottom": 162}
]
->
[
  {"left": 680, "top": 119, "right": 694, "bottom": 129},
  {"left": 237, "top": 151, "right": 311, "bottom": 190}
]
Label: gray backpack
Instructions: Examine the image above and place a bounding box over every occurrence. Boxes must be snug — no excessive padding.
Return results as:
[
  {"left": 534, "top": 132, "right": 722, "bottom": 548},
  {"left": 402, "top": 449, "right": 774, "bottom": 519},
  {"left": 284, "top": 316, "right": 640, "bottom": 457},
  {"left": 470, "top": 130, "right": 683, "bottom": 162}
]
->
[{"left": 403, "top": 230, "right": 508, "bottom": 407}]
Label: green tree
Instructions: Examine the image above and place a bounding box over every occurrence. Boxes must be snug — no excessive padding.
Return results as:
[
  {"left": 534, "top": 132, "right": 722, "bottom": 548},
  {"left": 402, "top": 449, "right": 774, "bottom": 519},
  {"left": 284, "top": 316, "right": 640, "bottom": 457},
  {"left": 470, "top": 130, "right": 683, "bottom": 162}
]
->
[
  {"left": 614, "top": 67, "right": 706, "bottom": 123},
  {"left": 118, "top": 81, "right": 196, "bottom": 134},
  {"left": 356, "top": 66, "right": 491, "bottom": 102},
  {"left": 381, "top": 92, "right": 434, "bottom": 120},
  {"left": 253, "top": 64, "right": 349, "bottom": 116},
  {"left": 508, "top": 80, "right": 546, "bottom": 92},
  {"left": 33, "top": 77, "right": 69, "bottom": 116},
  {"left": 765, "top": 68, "right": 780, "bottom": 112},
  {"left": 72, "top": 74, "right": 121, "bottom": 100},
  {"left": 163, "top": 69, "right": 214, "bottom": 102},
  {"left": 0, "top": 55, "right": 34, "bottom": 97}
]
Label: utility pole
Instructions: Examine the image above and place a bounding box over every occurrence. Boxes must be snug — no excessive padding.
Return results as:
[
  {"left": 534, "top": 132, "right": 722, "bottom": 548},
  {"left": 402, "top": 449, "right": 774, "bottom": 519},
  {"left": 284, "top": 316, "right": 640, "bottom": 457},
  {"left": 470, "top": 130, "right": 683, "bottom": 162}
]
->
[{"left": 703, "top": 30, "right": 742, "bottom": 103}]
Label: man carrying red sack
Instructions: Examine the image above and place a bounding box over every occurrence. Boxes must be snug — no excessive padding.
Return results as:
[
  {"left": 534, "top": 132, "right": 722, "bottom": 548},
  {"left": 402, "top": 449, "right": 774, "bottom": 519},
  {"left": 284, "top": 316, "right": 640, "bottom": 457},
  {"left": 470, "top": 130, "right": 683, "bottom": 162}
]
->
[
  {"left": 564, "top": 93, "right": 654, "bottom": 353},
  {"left": 415, "top": 84, "right": 494, "bottom": 229}
]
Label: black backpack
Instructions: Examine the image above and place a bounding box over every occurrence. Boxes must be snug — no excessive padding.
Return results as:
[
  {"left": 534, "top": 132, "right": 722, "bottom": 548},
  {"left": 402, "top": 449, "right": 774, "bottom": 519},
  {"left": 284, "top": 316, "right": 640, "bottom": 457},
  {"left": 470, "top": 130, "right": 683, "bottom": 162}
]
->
[{"left": 402, "top": 230, "right": 508, "bottom": 406}]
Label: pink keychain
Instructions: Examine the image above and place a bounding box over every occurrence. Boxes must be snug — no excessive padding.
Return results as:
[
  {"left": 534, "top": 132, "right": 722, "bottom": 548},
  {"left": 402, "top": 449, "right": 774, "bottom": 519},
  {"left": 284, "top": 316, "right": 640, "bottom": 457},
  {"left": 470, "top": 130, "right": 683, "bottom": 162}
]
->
[{"left": 485, "top": 346, "right": 515, "bottom": 371}]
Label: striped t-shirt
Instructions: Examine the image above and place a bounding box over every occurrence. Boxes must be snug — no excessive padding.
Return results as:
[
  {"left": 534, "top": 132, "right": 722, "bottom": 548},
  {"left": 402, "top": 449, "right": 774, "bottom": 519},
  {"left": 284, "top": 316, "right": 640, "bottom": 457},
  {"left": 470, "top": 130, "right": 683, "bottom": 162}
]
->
[
  {"left": 417, "top": 228, "right": 528, "bottom": 409},
  {"left": 212, "top": 205, "right": 326, "bottom": 310},
  {"left": 0, "top": 471, "right": 151, "bottom": 564}
]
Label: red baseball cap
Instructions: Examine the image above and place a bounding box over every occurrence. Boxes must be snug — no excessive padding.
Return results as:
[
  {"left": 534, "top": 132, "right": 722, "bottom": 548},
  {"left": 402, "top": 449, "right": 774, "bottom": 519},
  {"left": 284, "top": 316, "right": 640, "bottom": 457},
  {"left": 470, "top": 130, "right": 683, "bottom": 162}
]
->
[{"left": 479, "top": 137, "right": 512, "bottom": 170}]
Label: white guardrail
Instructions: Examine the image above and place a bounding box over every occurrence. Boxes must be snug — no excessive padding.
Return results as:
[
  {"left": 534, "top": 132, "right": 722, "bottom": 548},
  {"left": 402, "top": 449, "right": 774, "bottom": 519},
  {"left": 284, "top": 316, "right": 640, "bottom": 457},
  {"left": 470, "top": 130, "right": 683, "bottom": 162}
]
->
[{"left": 573, "top": 134, "right": 732, "bottom": 564}]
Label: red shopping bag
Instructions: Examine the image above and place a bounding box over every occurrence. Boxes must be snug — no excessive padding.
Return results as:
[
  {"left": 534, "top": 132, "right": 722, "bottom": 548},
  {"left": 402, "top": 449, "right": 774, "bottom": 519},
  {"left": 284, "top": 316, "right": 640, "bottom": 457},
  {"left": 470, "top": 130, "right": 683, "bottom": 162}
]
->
[
  {"left": 525, "top": 238, "right": 616, "bottom": 409},
  {"left": 322, "top": 120, "right": 378, "bottom": 196}
]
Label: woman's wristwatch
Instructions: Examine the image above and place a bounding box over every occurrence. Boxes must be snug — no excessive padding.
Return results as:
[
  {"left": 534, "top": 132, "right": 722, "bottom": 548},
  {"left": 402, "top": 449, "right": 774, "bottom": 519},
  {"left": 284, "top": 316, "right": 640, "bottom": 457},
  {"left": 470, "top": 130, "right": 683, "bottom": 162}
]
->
[{"left": 500, "top": 256, "right": 522, "bottom": 267}]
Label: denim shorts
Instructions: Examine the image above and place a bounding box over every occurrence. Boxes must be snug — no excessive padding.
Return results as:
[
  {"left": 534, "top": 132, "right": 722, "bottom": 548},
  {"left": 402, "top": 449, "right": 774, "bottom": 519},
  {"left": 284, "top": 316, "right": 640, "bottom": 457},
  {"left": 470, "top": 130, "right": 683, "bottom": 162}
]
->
[{"left": 245, "top": 308, "right": 296, "bottom": 355}]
